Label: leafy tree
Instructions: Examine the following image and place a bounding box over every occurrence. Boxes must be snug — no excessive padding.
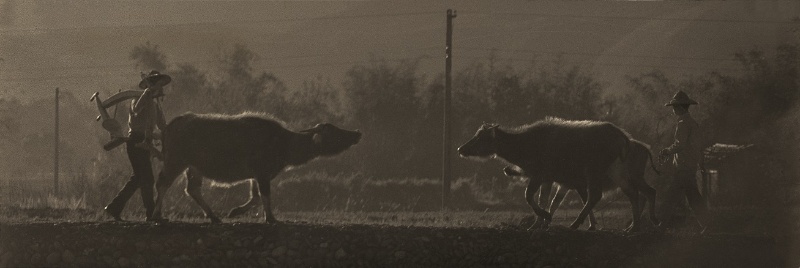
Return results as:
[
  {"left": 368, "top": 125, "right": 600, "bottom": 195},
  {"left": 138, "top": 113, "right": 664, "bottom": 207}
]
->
[
  {"left": 204, "top": 44, "right": 289, "bottom": 116},
  {"left": 283, "top": 76, "right": 346, "bottom": 127},
  {"left": 129, "top": 41, "right": 168, "bottom": 72},
  {"left": 163, "top": 63, "right": 213, "bottom": 115},
  {"left": 341, "top": 59, "right": 424, "bottom": 177}
]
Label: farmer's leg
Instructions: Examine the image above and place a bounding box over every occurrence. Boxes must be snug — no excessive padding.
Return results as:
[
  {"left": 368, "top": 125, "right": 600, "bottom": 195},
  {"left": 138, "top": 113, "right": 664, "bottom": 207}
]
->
[
  {"left": 659, "top": 171, "right": 690, "bottom": 228},
  {"left": 105, "top": 177, "right": 138, "bottom": 220},
  {"left": 131, "top": 146, "right": 155, "bottom": 219},
  {"left": 105, "top": 133, "right": 147, "bottom": 220},
  {"left": 683, "top": 170, "right": 709, "bottom": 228}
]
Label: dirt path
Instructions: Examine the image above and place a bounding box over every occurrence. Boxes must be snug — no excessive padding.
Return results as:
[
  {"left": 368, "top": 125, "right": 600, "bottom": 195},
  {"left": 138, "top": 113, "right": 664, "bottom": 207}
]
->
[{"left": 1, "top": 221, "right": 797, "bottom": 267}]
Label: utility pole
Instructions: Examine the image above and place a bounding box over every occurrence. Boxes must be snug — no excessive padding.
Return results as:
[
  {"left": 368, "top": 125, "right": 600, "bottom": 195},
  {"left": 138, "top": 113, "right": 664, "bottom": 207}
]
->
[
  {"left": 442, "top": 9, "right": 456, "bottom": 210},
  {"left": 54, "top": 88, "right": 59, "bottom": 195}
]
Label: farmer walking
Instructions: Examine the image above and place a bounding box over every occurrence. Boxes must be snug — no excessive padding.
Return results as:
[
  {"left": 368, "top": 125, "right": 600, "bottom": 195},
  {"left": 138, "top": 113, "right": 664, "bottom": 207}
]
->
[
  {"left": 658, "top": 90, "right": 710, "bottom": 232},
  {"left": 104, "top": 70, "right": 170, "bottom": 221}
]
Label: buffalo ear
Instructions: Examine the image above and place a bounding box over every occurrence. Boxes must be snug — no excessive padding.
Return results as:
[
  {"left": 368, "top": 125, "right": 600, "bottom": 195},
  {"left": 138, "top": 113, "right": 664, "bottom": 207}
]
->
[{"left": 312, "top": 133, "right": 323, "bottom": 144}]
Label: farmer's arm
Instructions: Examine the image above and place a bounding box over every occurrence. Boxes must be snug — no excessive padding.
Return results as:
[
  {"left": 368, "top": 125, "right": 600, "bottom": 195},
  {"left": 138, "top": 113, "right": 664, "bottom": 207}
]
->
[
  {"left": 662, "top": 120, "right": 690, "bottom": 155},
  {"left": 156, "top": 102, "right": 167, "bottom": 131},
  {"left": 131, "top": 88, "right": 154, "bottom": 115}
]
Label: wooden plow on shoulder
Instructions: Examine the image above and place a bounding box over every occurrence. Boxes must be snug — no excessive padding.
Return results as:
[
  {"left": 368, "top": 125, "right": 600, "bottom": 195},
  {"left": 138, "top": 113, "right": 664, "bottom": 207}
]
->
[{"left": 90, "top": 90, "right": 163, "bottom": 160}]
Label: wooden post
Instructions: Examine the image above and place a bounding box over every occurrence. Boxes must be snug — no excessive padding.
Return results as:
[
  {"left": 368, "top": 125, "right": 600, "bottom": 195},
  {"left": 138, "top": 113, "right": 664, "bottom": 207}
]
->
[
  {"left": 442, "top": 9, "right": 456, "bottom": 210},
  {"left": 54, "top": 87, "right": 59, "bottom": 195}
]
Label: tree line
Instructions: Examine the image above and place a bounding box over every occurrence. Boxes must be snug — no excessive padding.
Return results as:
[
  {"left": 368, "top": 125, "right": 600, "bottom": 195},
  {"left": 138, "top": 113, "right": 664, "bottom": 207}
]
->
[{"left": 0, "top": 41, "right": 797, "bottom": 207}]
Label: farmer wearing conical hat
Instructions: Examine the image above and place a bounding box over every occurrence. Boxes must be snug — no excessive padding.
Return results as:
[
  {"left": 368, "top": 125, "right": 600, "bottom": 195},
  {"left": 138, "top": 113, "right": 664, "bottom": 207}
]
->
[
  {"left": 658, "top": 90, "right": 709, "bottom": 232},
  {"left": 105, "top": 70, "right": 170, "bottom": 221}
]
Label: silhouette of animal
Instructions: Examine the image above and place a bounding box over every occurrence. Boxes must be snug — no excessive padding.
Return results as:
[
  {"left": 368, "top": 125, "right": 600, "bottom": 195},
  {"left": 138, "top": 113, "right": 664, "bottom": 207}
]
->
[
  {"left": 150, "top": 112, "right": 361, "bottom": 223},
  {"left": 502, "top": 139, "right": 660, "bottom": 231},
  {"left": 458, "top": 117, "right": 654, "bottom": 231}
]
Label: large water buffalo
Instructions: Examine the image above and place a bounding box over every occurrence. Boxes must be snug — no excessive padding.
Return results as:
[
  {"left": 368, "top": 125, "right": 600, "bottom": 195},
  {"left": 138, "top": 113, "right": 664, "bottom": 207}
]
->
[
  {"left": 150, "top": 112, "right": 361, "bottom": 223},
  {"left": 502, "top": 139, "right": 661, "bottom": 231},
  {"left": 458, "top": 117, "right": 642, "bottom": 230}
]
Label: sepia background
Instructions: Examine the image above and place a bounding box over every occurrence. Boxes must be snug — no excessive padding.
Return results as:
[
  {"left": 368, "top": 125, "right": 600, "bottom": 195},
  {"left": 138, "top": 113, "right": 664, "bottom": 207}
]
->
[{"left": 0, "top": 0, "right": 798, "bottom": 233}]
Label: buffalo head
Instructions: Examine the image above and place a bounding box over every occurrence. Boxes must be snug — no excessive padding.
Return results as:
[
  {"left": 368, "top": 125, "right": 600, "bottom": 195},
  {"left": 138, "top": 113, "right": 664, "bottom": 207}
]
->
[
  {"left": 458, "top": 123, "right": 500, "bottom": 158},
  {"left": 300, "top": 123, "right": 362, "bottom": 156}
]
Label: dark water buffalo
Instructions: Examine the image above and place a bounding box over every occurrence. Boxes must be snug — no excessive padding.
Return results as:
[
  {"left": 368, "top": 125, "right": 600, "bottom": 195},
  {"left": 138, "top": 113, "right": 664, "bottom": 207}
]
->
[
  {"left": 502, "top": 139, "right": 661, "bottom": 231},
  {"left": 150, "top": 112, "right": 361, "bottom": 223},
  {"left": 458, "top": 117, "right": 639, "bottom": 230}
]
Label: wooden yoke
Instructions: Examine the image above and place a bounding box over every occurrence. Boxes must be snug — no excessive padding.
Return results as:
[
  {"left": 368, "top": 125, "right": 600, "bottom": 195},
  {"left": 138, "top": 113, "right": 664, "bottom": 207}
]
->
[{"left": 89, "top": 90, "right": 144, "bottom": 151}]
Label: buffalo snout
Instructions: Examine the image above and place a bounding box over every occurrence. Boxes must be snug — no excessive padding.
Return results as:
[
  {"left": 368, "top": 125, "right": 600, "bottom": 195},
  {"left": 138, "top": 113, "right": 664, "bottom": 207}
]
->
[
  {"left": 457, "top": 137, "right": 494, "bottom": 158},
  {"left": 314, "top": 124, "right": 362, "bottom": 156},
  {"left": 457, "top": 145, "right": 468, "bottom": 156},
  {"left": 457, "top": 142, "right": 481, "bottom": 158}
]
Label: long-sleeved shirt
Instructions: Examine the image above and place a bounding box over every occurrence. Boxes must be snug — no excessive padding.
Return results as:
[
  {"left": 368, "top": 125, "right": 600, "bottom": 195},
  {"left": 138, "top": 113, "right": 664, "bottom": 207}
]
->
[
  {"left": 128, "top": 88, "right": 166, "bottom": 140},
  {"left": 663, "top": 112, "right": 703, "bottom": 171}
]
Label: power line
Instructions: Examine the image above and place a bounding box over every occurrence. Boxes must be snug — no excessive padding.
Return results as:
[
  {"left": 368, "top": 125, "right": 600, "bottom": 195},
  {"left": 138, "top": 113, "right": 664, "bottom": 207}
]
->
[
  {"left": 0, "top": 11, "right": 440, "bottom": 34},
  {"left": 460, "top": 47, "right": 741, "bottom": 62},
  {"left": 4, "top": 9, "right": 792, "bottom": 34},
  {"left": 465, "top": 11, "right": 800, "bottom": 25},
  {"left": 458, "top": 55, "right": 743, "bottom": 72}
]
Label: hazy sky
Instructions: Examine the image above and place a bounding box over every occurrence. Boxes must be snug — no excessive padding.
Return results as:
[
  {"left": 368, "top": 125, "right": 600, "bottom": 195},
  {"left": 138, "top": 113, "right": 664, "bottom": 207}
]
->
[{"left": 1, "top": 1, "right": 798, "bottom": 102}]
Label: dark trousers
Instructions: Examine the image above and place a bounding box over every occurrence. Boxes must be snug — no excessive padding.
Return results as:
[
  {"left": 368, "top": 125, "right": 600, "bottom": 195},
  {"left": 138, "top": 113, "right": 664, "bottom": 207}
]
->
[
  {"left": 662, "top": 169, "right": 709, "bottom": 227},
  {"left": 106, "top": 132, "right": 155, "bottom": 218}
]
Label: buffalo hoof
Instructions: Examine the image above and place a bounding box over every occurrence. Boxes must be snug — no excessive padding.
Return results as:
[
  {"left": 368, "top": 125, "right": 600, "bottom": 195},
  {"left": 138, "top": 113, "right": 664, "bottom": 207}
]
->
[
  {"left": 547, "top": 225, "right": 570, "bottom": 232},
  {"left": 146, "top": 217, "right": 170, "bottom": 224},
  {"left": 527, "top": 220, "right": 550, "bottom": 231},
  {"left": 568, "top": 222, "right": 581, "bottom": 230},
  {"left": 228, "top": 207, "right": 249, "bottom": 218},
  {"left": 526, "top": 219, "right": 542, "bottom": 230},
  {"left": 625, "top": 223, "right": 642, "bottom": 233},
  {"left": 209, "top": 216, "right": 222, "bottom": 224},
  {"left": 651, "top": 218, "right": 662, "bottom": 227},
  {"left": 587, "top": 225, "right": 597, "bottom": 231},
  {"left": 264, "top": 216, "right": 281, "bottom": 225}
]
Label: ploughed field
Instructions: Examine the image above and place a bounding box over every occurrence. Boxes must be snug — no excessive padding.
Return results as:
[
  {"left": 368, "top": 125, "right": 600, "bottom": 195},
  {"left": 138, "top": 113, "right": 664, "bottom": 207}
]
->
[{"left": 1, "top": 209, "right": 798, "bottom": 267}]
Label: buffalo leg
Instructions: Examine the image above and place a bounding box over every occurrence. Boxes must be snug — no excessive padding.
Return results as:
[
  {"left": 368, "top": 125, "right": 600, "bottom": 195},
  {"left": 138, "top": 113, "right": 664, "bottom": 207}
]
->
[
  {"left": 151, "top": 162, "right": 186, "bottom": 221},
  {"left": 228, "top": 180, "right": 261, "bottom": 218},
  {"left": 530, "top": 181, "right": 555, "bottom": 229},
  {"left": 184, "top": 168, "right": 221, "bottom": 223},
  {"left": 525, "top": 177, "right": 552, "bottom": 230},
  {"left": 570, "top": 175, "right": 603, "bottom": 230},
  {"left": 622, "top": 187, "right": 642, "bottom": 232},
  {"left": 538, "top": 182, "right": 552, "bottom": 208},
  {"left": 256, "top": 173, "right": 280, "bottom": 224},
  {"left": 548, "top": 184, "right": 566, "bottom": 213},
  {"left": 573, "top": 188, "right": 598, "bottom": 230},
  {"left": 638, "top": 183, "right": 660, "bottom": 226}
]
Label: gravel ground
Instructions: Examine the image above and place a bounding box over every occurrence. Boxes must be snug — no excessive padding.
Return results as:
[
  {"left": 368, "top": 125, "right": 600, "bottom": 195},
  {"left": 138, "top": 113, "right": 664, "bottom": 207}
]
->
[{"left": 1, "top": 221, "right": 798, "bottom": 268}]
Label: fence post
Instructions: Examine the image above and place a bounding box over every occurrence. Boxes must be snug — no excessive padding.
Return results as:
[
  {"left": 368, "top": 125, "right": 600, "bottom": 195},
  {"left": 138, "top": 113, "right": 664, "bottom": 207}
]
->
[
  {"left": 442, "top": 9, "right": 456, "bottom": 211},
  {"left": 54, "top": 87, "right": 59, "bottom": 196}
]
